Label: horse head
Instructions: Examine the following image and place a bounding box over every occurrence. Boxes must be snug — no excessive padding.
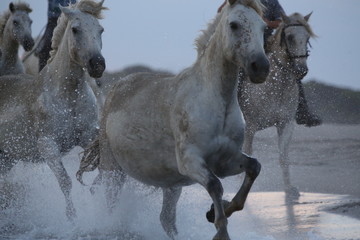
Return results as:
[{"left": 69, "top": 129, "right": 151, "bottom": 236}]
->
[
  {"left": 280, "top": 12, "right": 315, "bottom": 80},
  {"left": 59, "top": 1, "right": 106, "bottom": 78},
  {"left": 7, "top": 2, "right": 34, "bottom": 51},
  {"left": 223, "top": 0, "right": 269, "bottom": 83}
]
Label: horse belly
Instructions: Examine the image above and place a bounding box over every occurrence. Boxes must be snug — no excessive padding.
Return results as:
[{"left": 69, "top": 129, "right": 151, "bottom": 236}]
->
[{"left": 106, "top": 111, "right": 193, "bottom": 188}]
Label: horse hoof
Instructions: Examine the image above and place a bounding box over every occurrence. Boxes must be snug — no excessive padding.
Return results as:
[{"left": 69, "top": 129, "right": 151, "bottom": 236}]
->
[
  {"left": 90, "top": 185, "right": 97, "bottom": 195},
  {"left": 206, "top": 200, "right": 231, "bottom": 223},
  {"left": 285, "top": 186, "right": 300, "bottom": 201},
  {"left": 66, "top": 205, "right": 77, "bottom": 221}
]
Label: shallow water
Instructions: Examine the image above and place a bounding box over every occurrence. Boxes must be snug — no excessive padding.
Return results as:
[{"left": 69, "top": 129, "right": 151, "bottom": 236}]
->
[{"left": 1, "top": 152, "right": 359, "bottom": 240}]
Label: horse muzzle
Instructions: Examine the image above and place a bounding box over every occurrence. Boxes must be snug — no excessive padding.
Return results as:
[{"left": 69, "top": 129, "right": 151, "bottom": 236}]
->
[
  {"left": 247, "top": 54, "right": 270, "bottom": 84},
  {"left": 293, "top": 63, "right": 308, "bottom": 80},
  {"left": 87, "top": 54, "right": 106, "bottom": 78},
  {"left": 22, "top": 36, "right": 35, "bottom": 51}
]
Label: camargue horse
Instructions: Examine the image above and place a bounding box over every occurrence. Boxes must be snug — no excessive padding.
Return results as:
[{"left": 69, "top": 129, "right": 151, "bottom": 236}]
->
[
  {"left": 0, "top": 2, "right": 34, "bottom": 76},
  {"left": 239, "top": 12, "right": 316, "bottom": 199},
  {"left": 0, "top": 0, "right": 106, "bottom": 218},
  {"left": 78, "top": 0, "right": 269, "bottom": 239}
]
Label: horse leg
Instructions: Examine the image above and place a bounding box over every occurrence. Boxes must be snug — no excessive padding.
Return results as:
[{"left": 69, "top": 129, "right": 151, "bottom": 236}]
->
[
  {"left": 102, "top": 169, "right": 126, "bottom": 212},
  {"left": 100, "top": 137, "right": 126, "bottom": 212},
  {"left": 277, "top": 122, "right": 299, "bottom": 199},
  {"left": 160, "top": 187, "right": 182, "bottom": 239},
  {"left": 0, "top": 150, "right": 16, "bottom": 176},
  {"left": 37, "top": 138, "right": 76, "bottom": 220},
  {"left": 177, "top": 148, "right": 230, "bottom": 240},
  {"left": 89, "top": 172, "right": 102, "bottom": 195},
  {"left": 206, "top": 152, "right": 261, "bottom": 222},
  {"left": 243, "top": 127, "right": 255, "bottom": 155},
  {"left": 0, "top": 152, "right": 18, "bottom": 209}
]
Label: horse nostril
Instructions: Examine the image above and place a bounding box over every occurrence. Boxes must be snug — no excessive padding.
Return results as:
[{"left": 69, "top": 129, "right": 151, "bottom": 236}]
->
[
  {"left": 247, "top": 55, "right": 270, "bottom": 84},
  {"left": 23, "top": 37, "right": 35, "bottom": 51},
  {"left": 89, "top": 56, "right": 105, "bottom": 68},
  {"left": 251, "top": 62, "right": 258, "bottom": 73},
  {"left": 296, "top": 65, "right": 308, "bottom": 77},
  {"left": 88, "top": 54, "right": 106, "bottom": 78}
]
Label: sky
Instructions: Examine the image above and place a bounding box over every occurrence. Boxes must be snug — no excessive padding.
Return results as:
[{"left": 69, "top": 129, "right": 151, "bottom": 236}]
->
[{"left": 1, "top": 0, "right": 359, "bottom": 90}]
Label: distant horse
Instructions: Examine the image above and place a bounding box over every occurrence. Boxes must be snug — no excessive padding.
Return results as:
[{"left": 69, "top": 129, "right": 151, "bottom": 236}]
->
[
  {"left": 0, "top": 2, "right": 34, "bottom": 76},
  {"left": 238, "top": 12, "right": 316, "bottom": 198},
  {"left": 78, "top": 0, "right": 269, "bottom": 239},
  {"left": 0, "top": 0, "right": 106, "bottom": 219},
  {"left": 21, "top": 33, "right": 105, "bottom": 114}
]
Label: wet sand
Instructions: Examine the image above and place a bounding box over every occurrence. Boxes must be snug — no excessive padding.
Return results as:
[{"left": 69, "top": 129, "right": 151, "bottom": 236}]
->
[
  {"left": 0, "top": 124, "right": 359, "bottom": 239},
  {"left": 248, "top": 124, "right": 360, "bottom": 219}
]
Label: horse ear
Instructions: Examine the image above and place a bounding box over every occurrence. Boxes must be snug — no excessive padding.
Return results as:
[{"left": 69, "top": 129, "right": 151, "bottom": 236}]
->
[
  {"left": 228, "top": 0, "right": 237, "bottom": 6},
  {"left": 304, "top": 12, "right": 313, "bottom": 22},
  {"left": 9, "top": 3, "right": 15, "bottom": 13},
  {"left": 60, "top": 5, "right": 75, "bottom": 18},
  {"left": 281, "top": 12, "right": 290, "bottom": 24}
]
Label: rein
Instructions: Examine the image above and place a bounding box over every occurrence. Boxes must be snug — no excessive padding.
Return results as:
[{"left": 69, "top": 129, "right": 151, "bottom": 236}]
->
[{"left": 280, "top": 23, "right": 310, "bottom": 60}]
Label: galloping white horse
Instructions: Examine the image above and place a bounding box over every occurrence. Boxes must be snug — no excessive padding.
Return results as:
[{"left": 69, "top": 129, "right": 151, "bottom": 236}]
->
[
  {"left": 0, "top": 0, "right": 106, "bottom": 218},
  {"left": 239, "top": 12, "right": 316, "bottom": 198},
  {"left": 79, "top": 0, "right": 269, "bottom": 239},
  {"left": 0, "top": 2, "right": 34, "bottom": 76}
]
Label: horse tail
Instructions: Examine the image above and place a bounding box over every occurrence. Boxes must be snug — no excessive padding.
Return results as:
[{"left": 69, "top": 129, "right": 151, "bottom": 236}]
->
[{"left": 76, "top": 138, "right": 101, "bottom": 185}]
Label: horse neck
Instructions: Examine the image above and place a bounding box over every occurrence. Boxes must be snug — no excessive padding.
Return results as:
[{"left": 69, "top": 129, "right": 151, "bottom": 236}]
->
[
  {"left": 0, "top": 25, "right": 20, "bottom": 67},
  {"left": 268, "top": 37, "right": 286, "bottom": 66},
  {"left": 267, "top": 40, "right": 298, "bottom": 90},
  {"left": 196, "top": 35, "right": 239, "bottom": 103},
  {"left": 268, "top": 38, "right": 294, "bottom": 73},
  {"left": 40, "top": 37, "right": 88, "bottom": 97}
]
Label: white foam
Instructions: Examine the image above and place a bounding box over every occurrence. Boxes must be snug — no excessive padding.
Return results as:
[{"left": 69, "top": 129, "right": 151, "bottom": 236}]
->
[{"left": 1, "top": 150, "right": 359, "bottom": 240}]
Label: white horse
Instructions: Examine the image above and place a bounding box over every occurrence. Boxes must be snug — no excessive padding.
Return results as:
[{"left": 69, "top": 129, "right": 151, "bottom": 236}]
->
[
  {"left": 0, "top": 0, "right": 106, "bottom": 218},
  {"left": 0, "top": 2, "right": 34, "bottom": 76},
  {"left": 239, "top": 12, "right": 316, "bottom": 198},
  {"left": 78, "top": 0, "right": 269, "bottom": 239}
]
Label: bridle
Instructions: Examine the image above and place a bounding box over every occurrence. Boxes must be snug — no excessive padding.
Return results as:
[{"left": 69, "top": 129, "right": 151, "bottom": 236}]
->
[{"left": 280, "top": 23, "right": 311, "bottom": 60}]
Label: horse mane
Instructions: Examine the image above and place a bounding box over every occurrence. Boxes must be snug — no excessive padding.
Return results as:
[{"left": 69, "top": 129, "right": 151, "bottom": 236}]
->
[
  {"left": 271, "top": 12, "right": 317, "bottom": 46},
  {"left": 195, "top": 0, "right": 264, "bottom": 57},
  {"left": 48, "top": 0, "right": 107, "bottom": 63},
  {"left": 0, "top": 1, "right": 32, "bottom": 44}
]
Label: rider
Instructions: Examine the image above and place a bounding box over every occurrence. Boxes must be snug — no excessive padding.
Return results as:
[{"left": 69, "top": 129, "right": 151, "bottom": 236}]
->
[
  {"left": 218, "top": 0, "right": 321, "bottom": 127},
  {"left": 36, "top": 0, "right": 76, "bottom": 72}
]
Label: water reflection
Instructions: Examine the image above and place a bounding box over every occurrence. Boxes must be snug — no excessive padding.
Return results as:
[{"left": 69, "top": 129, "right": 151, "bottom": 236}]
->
[{"left": 242, "top": 192, "right": 360, "bottom": 240}]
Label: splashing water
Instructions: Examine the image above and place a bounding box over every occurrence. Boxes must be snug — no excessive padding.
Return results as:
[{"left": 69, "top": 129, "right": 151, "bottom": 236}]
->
[{"left": 1, "top": 147, "right": 358, "bottom": 240}]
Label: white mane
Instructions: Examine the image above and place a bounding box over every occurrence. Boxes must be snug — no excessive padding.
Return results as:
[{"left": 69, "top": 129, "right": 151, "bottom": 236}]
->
[{"left": 195, "top": 0, "right": 264, "bottom": 56}]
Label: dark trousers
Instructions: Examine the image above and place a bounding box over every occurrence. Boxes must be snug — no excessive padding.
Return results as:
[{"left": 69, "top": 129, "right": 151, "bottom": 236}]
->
[{"left": 36, "top": 17, "right": 58, "bottom": 72}]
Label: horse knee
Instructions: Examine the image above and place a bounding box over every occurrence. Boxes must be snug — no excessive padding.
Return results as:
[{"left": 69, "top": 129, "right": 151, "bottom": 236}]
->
[{"left": 245, "top": 156, "right": 261, "bottom": 180}]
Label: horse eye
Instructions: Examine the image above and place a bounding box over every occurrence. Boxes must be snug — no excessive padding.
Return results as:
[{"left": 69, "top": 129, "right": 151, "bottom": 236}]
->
[
  {"left": 287, "top": 34, "right": 294, "bottom": 42},
  {"left": 72, "top": 27, "right": 79, "bottom": 34},
  {"left": 229, "top": 22, "right": 239, "bottom": 31},
  {"left": 13, "top": 20, "right": 18, "bottom": 26}
]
